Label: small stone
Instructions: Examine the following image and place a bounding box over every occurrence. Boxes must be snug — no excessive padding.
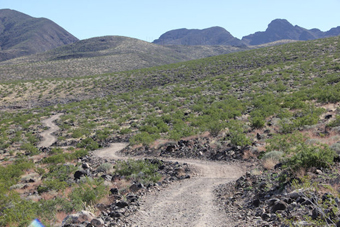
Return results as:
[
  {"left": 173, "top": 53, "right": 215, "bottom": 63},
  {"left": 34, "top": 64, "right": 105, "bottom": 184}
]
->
[
  {"left": 316, "top": 169, "right": 323, "bottom": 174},
  {"left": 82, "top": 162, "right": 90, "bottom": 169},
  {"left": 261, "top": 213, "right": 271, "bottom": 221},
  {"left": 91, "top": 218, "right": 104, "bottom": 227},
  {"left": 74, "top": 170, "right": 87, "bottom": 180},
  {"left": 312, "top": 207, "right": 325, "bottom": 220},
  {"left": 271, "top": 201, "right": 287, "bottom": 213},
  {"left": 115, "top": 201, "right": 129, "bottom": 208},
  {"left": 252, "top": 198, "right": 260, "bottom": 207},
  {"left": 110, "top": 188, "right": 119, "bottom": 195}
]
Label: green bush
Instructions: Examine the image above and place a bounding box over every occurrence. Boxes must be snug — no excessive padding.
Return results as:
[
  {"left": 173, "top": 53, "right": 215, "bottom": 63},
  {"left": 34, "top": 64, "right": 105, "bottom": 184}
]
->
[
  {"left": 262, "top": 150, "right": 284, "bottom": 162},
  {"left": 250, "top": 116, "right": 265, "bottom": 129},
  {"left": 42, "top": 154, "right": 67, "bottom": 164},
  {"left": 20, "top": 143, "right": 39, "bottom": 155},
  {"left": 226, "top": 120, "right": 251, "bottom": 147},
  {"left": 69, "top": 178, "right": 108, "bottom": 210},
  {"left": 97, "top": 163, "right": 113, "bottom": 173},
  {"left": 115, "top": 159, "right": 161, "bottom": 184},
  {"left": 120, "top": 128, "right": 132, "bottom": 135},
  {"left": 266, "top": 131, "right": 306, "bottom": 153},
  {"left": 76, "top": 138, "right": 99, "bottom": 150},
  {"left": 0, "top": 159, "right": 34, "bottom": 188},
  {"left": 279, "top": 118, "right": 296, "bottom": 134},
  {"left": 130, "top": 132, "right": 160, "bottom": 146},
  {"left": 285, "top": 144, "right": 336, "bottom": 170},
  {"left": 327, "top": 115, "right": 340, "bottom": 127},
  {"left": 37, "top": 179, "right": 68, "bottom": 194},
  {"left": 43, "top": 165, "right": 77, "bottom": 182},
  {"left": 207, "top": 120, "right": 225, "bottom": 137}
]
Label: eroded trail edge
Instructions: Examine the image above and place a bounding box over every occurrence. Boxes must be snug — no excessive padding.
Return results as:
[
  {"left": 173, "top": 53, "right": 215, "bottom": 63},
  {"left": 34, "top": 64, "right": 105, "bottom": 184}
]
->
[{"left": 41, "top": 115, "right": 245, "bottom": 227}]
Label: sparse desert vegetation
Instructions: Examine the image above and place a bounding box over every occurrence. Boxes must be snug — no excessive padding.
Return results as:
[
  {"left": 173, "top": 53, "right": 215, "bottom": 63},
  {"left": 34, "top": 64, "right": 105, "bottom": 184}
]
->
[{"left": 1, "top": 35, "right": 340, "bottom": 226}]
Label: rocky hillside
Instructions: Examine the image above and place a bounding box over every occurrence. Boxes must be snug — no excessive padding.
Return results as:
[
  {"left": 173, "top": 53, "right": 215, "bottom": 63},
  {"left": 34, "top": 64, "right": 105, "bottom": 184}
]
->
[
  {"left": 0, "top": 9, "right": 78, "bottom": 61},
  {"left": 242, "top": 19, "right": 340, "bottom": 45},
  {"left": 153, "top": 26, "right": 245, "bottom": 46}
]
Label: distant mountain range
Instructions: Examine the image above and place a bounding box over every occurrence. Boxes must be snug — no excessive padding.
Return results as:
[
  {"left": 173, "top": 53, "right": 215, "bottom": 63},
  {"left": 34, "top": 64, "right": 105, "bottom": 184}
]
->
[
  {"left": 0, "top": 9, "right": 78, "bottom": 61},
  {"left": 242, "top": 19, "right": 340, "bottom": 45},
  {"left": 1, "top": 8, "right": 340, "bottom": 68},
  {"left": 153, "top": 19, "right": 340, "bottom": 46}
]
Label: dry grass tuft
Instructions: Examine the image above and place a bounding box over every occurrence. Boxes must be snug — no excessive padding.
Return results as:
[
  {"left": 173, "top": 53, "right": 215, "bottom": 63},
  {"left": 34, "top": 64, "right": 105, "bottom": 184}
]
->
[{"left": 262, "top": 158, "right": 278, "bottom": 170}]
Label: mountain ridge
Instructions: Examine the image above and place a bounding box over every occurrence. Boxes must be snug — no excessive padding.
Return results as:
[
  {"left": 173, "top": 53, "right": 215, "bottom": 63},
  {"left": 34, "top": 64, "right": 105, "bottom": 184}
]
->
[
  {"left": 242, "top": 18, "right": 340, "bottom": 45},
  {"left": 0, "top": 8, "right": 78, "bottom": 61},
  {"left": 154, "top": 19, "right": 340, "bottom": 46},
  {"left": 153, "top": 26, "right": 245, "bottom": 46}
]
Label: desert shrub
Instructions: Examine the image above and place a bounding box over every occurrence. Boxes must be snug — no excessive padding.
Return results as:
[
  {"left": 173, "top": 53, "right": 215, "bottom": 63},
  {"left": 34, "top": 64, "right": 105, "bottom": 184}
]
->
[
  {"left": 20, "top": 143, "right": 39, "bottom": 155},
  {"left": 330, "top": 142, "right": 340, "bottom": 155},
  {"left": 42, "top": 154, "right": 67, "bottom": 164},
  {"left": 120, "top": 128, "right": 132, "bottom": 135},
  {"left": 73, "top": 149, "right": 88, "bottom": 158},
  {"left": 96, "top": 129, "right": 111, "bottom": 140},
  {"left": 49, "top": 147, "right": 64, "bottom": 154},
  {"left": 327, "top": 115, "right": 340, "bottom": 127},
  {"left": 71, "top": 128, "right": 89, "bottom": 138},
  {"left": 262, "top": 150, "right": 284, "bottom": 169},
  {"left": 0, "top": 159, "right": 34, "bottom": 188},
  {"left": 276, "top": 109, "right": 293, "bottom": 119},
  {"left": 76, "top": 138, "right": 99, "bottom": 150},
  {"left": 266, "top": 131, "right": 306, "bottom": 153},
  {"left": 262, "top": 150, "right": 284, "bottom": 161},
  {"left": 279, "top": 118, "right": 296, "bottom": 134},
  {"left": 69, "top": 178, "right": 108, "bottom": 210},
  {"left": 35, "top": 167, "right": 46, "bottom": 176},
  {"left": 37, "top": 179, "right": 68, "bottom": 194},
  {"left": 250, "top": 115, "right": 266, "bottom": 129},
  {"left": 207, "top": 120, "right": 225, "bottom": 137},
  {"left": 226, "top": 120, "right": 251, "bottom": 147},
  {"left": 169, "top": 121, "right": 197, "bottom": 141},
  {"left": 285, "top": 144, "right": 336, "bottom": 170},
  {"left": 43, "top": 165, "right": 77, "bottom": 182},
  {"left": 281, "top": 96, "right": 306, "bottom": 109},
  {"left": 130, "top": 132, "right": 160, "bottom": 146},
  {"left": 26, "top": 132, "right": 39, "bottom": 144},
  {"left": 115, "top": 159, "right": 161, "bottom": 184},
  {"left": 97, "top": 163, "right": 113, "bottom": 173},
  {"left": 0, "top": 190, "right": 37, "bottom": 226}
]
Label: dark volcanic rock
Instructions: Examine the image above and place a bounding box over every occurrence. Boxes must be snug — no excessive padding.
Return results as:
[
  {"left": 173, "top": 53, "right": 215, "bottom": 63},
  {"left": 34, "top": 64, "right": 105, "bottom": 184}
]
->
[{"left": 74, "top": 170, "right": 87, "bottom": 180}]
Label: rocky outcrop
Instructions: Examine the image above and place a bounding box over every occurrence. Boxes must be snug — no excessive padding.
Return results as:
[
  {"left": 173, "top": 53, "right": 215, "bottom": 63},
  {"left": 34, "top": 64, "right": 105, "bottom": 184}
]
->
[
  {"left": 215, "top": 168, "right": 340, "bottom": 226},
  {"left": 120, "top": 137, "right": 260, "bottom": 162}
]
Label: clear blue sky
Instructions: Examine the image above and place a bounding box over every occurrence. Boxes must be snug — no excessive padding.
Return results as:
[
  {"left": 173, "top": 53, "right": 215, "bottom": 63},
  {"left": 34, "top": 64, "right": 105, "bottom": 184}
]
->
[{"left": 2, "top": 0, "right": 340, "bottom": 42}]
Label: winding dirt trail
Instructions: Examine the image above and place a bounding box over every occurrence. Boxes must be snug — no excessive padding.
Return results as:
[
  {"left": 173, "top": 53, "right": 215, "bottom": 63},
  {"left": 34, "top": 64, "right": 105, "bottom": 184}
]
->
[
  {"left": 40, "top": 115, "right": 245, "bottom": 227},
  {"left": 38, "top": 113, "right": 63, "bottom": 148},
  {"left": 95, "top": 144, "right": 244, "bottom": 227}
]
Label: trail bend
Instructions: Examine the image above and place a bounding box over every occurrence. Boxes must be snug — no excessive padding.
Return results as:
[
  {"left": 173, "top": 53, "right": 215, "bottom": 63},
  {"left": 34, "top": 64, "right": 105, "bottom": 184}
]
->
[
  {"left": 95, "top": 143, "right": 244, "bottom": 227},
  {"left": 41, "top": 115, "right": 245, "bottom": 227},
  {"left": 38, "top": 113, "right": 63, "bottom": 148}
]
